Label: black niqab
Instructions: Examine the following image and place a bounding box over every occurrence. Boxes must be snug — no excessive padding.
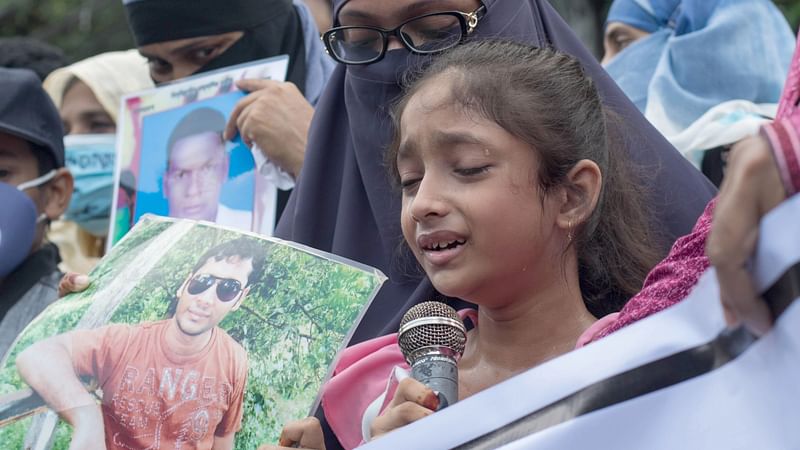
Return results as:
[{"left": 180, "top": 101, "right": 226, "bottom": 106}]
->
[{"left": 123, "top": 0, "right": 307, "bottom": 93}]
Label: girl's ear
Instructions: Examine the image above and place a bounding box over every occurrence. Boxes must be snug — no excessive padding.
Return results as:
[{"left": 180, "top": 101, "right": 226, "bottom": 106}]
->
[{"left": 556, "top": 159, "right": 602, "bottom": 233}]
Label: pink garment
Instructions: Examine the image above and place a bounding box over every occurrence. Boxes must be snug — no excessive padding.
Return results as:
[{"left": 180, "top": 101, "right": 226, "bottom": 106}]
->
[
  {"left": 589, "top": 199, "right": 716, "bottom": 341},
  {"left": 323, "top": 310, "right": 477, "bottom": 450},
  {"left": 765, "top": 31, "right": 800, "bottom": 196},
  {"left": 775, "top": 32, "right": 800, "bottom": 121}
]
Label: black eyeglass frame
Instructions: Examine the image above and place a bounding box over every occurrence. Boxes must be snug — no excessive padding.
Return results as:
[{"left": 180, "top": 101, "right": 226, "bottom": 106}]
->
[
  {"left": 186, "top": 273, "right": 245, "bottom": 303},
  {"left": 322, "top": 6, "right": 484, "bottom": 65}
]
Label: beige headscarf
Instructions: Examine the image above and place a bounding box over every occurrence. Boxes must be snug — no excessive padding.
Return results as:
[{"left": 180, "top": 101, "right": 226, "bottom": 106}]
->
[
  {"left": 44, "top": 49, "right": 153, "bottom": 121},
  {"left": 44, "top": 50, "right": 153, "bottom": 274}
]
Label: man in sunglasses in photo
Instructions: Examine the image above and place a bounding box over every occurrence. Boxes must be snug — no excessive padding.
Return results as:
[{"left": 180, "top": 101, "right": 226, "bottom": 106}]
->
[{"left": 17, "top": 237, "right": 265, "bottom": 450}]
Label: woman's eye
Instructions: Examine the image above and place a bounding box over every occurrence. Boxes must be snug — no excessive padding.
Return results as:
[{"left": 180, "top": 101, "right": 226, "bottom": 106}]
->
[
  {"left": 615, "top": 37, "right": 633, "bottom": 50},
  {"left": 191, "top": 47, "right": 217, "bottom": 61},
  {"left": 147, "top": 57, "right": 171, "bottom": 75},
  {"left": 90, "top": 120, "right": 114, "bottom": 134},
  {"left": 455, "top": 166, "right": 490, "bottom": 177}
]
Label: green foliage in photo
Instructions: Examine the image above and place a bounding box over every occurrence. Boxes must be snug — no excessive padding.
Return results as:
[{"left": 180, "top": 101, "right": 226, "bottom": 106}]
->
[{"left": 0, "top": 218, "right": 383, "bottom": 449}]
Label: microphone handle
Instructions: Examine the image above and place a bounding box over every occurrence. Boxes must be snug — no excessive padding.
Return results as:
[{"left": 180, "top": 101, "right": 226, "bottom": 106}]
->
[{"left": 411, "top": 353, "right": 458, "bottom": 409}]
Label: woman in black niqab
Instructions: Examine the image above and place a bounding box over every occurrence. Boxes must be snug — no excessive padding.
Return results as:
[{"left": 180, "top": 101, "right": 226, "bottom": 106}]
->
[{"left": 277, "top": 0, "right": 716, "bottom": 345}]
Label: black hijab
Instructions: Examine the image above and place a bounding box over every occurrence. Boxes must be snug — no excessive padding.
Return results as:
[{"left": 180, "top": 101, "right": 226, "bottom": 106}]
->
[
  {"left": 277, "top": 0, "right": 716, "bottom": 346},
  {"left": 123, "top": 0, "right": 308, "bottom": 94}
]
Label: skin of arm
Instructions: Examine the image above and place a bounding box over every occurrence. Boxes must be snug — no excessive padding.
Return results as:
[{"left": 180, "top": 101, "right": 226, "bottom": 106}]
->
[{"left": 16, "top": 333, "right": 106, "bottom": 447}]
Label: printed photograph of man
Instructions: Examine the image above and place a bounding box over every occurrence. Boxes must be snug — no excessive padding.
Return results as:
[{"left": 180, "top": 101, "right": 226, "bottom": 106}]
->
[
  {"left": 162, "top": 107, "right": 252, "bottom": 229},
  {"left": 16, "top": 237, "right": 264, "bottom": 450}
]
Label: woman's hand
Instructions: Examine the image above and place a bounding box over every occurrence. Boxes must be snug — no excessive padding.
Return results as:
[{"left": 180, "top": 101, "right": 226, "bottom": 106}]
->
[
  {"left": 707, "top": 134, "right": 787, "bottom": 335},
  {"left": 369, "top": 378, "right": 439, "bottom": 440},
  {"left": 257, "top": 417, "right": 325, "bottom": 450},
  {"left": 224, "top": 79, "right": 313, "bottom": 178},
  {"left": 58, "top": 272, "right": 90, "bottom": 297}
]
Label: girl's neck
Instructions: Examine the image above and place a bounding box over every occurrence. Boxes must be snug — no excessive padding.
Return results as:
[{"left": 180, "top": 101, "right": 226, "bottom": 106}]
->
[{"left": 458, "top": 269, "right": 597, "bottom": 397}]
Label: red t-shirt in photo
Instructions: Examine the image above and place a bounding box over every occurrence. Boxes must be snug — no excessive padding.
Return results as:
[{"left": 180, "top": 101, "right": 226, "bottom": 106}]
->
[{"left": 70, "top": 320, "right": 248, "bottom": 449}]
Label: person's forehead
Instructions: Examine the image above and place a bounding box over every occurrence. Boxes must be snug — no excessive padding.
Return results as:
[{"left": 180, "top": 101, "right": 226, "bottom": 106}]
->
[
  {"left": 194, "top": 255, "right": 253, "bottom": 282},
  {"left": 338, "top": 0, "right": 477, "bottom": 24},
  {"left": 61, "top": 79, "right": 106, "bottom": 114},
  {"left": 169, "top": 132, "right": 224, "bottom": 164},
  {"left": 0, "top": 132, "right": 36, "bottom": 162}
]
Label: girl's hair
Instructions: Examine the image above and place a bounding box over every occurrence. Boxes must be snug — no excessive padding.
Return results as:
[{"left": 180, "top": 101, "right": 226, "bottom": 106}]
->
[{"left": 387, "top": 40, "right": 662, "bottom": 317}]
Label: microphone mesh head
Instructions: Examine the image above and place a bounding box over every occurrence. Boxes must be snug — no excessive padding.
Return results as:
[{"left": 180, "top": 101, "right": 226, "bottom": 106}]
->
[{"left": 398, "top": 301, "right": 467, "bottom": 363}]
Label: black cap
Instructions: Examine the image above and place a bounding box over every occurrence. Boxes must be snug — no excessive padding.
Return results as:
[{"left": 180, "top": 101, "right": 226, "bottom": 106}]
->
[{"left": 0, "top": 68, "right": 65, "bottom": 167}]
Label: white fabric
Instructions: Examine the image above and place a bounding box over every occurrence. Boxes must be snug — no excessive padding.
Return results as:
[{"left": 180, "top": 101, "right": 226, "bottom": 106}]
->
[
  {"left": 43, "top": 49, "right": 153, "bottom": 122},
  {"left": 652, "top": 99, "right": 778, "bottom": 166},
  {"left": 215, "top": 203, "right": 253, "bottom": 232},
  {"left": 360, "top": 194, "right": 800, "bottom": 449},
  {"left": 253, "top": 143, "right": 296, "bottom": 190}
]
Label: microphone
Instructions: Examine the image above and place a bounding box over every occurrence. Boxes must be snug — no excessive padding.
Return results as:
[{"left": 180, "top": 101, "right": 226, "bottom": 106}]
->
[{"left": 398, "top": 301, "right": 467, "bottom": 409}]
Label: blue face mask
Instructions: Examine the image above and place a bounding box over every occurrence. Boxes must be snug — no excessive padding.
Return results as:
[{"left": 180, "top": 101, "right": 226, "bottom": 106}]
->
[
  {"left": 0, "top": 172, "right": 55, "bottom": 278},
  {"left": 603, "top": 29, "right": 670, "bottom": 113},
  {"left": 64, "top": 134, "right": 116, "bottom": 237}
]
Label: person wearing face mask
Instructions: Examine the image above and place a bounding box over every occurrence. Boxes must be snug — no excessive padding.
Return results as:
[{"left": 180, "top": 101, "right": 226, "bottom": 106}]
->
[
  {"left": 43, "top": 49, "right": 154, "bottom": 274},
  {"left": 601, "top": 0, "right": 795, "bottom": 182},
  {"left": 124, "top": 0, "right": 335, "bottom": 211},
  {"left": 0, "top": 68, "right": 74, "bottom": 359}
]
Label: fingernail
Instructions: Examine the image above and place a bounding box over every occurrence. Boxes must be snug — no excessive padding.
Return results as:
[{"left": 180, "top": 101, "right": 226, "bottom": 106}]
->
[
  {"left": 75, "top": 275, "right": 90, "bottom": 286},
  {"left": 423, "top": 390, "right": 440, "bottom": 411}
]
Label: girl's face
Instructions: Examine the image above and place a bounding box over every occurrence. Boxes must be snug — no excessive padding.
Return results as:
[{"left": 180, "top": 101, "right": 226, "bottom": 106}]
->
[{"left": 397, "top": 75, "right": 565, "bottom": 307}]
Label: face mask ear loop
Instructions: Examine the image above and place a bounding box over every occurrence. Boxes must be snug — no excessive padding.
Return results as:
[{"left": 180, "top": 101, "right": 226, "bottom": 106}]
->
[{"left": 17, "top": 169, "right": 58, "bottom": 191}]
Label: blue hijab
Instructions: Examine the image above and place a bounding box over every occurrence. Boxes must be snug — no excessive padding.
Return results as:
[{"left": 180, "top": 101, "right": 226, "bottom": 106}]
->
[{"left": 604, "top": 0, "right": 795, "bottom": 135}]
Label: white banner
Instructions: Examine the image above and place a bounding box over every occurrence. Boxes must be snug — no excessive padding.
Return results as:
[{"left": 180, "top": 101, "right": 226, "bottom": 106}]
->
[{"left": 360, "top": 194, "right": 800, "bottom": 450}]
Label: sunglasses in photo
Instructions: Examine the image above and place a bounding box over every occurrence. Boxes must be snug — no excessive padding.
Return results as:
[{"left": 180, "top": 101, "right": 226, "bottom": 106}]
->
[{"left": 186, "top": 274, "right": 245, "bottom": 303}]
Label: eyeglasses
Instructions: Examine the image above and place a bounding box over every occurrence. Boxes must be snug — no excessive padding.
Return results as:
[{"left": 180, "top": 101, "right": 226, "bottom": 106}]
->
[
  {"left": 322, "top": 6, "right": 485, "bottom": 65},
  {"left": 186, "top": 274, "right": 244, "bottom": 303}
]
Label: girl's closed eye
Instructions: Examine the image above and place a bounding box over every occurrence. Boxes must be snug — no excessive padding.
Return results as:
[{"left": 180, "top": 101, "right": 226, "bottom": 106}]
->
[
  {"left": 454, "top": 165, "right": 491, "bottom": 177},
  {"left": 399, "top": 176, "right": 422, "bottom": 191}
]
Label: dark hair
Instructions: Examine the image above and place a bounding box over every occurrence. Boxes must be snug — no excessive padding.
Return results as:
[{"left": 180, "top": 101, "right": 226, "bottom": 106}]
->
[
  {"left": 387, "top": 40, "right": 662, "bottom": 317},
  {"left": 192, "top": 237, "right": 266, "bottom": 288},
  {"left": 0, "top": 37, "right": 67, "bottom": 81},
  {"left": 32, "top": 144, "right": 57, "bottom": 176},
  {"left": 166, "top": 107, "right": 226, "bottom": 164}
]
